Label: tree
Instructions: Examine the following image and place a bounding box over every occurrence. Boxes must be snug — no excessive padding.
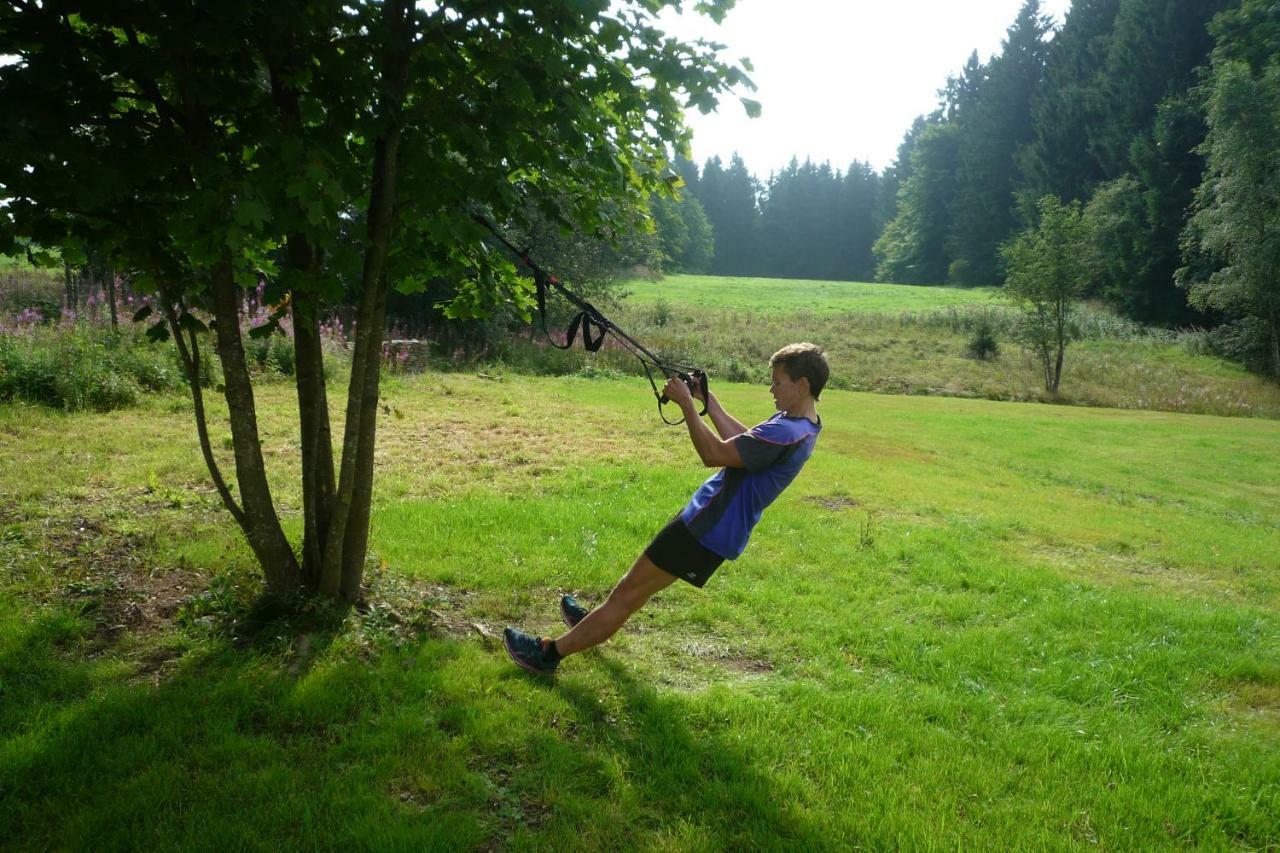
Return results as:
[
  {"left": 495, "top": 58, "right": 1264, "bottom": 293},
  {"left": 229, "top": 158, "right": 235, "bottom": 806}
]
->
[
  {"left": 1018, "top": 0, "right": 1119, "bottom": 210},
  {"left": 839, "top": 160, "right": 882, "bottom": 281},
  {"left": 946, "top": 0, "right": 1051, "bottom": 284},
  {"left": 874, "top": 121, "right": 960, "bottom": 284},
  {"left": 651, "top": 191, "right": 713, "bottom": 274},
  {"left": 1002, "top": 196, "right": 1090, "bottom": 392},
  {"left": 1178, "top": 23, "right": 1280, "bottom": 378},
  {"left": 695, "top": 153, "right": 761, "bottom": 276},
  {"left": 0, "top": 0, "right": 750, "bottom": 601},
  {"left": 1081, "top": 175, "right": 1147, "bottom": 305}
]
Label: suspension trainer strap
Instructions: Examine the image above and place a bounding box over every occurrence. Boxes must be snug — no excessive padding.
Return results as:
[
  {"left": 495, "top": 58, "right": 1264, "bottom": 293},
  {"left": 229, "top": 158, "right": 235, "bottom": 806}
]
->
[{"left": 471, "top": 213, "right": 708, "bottom": 424}]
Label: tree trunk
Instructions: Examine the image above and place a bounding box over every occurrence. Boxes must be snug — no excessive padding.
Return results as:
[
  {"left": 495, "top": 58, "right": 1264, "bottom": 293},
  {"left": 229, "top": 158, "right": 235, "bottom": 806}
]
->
[
  {"left": 320, "top": 132, "right": 399, "bottom": 599},
  {"left": 63, "top": 262, "right": 74, "bottom": 310},
  {"left": 341, "top": 272, "right": 391, "bottom": 600},
  {"left": 1052, "top": 298, "right": 1066, "bottom": 393},
  {"left": 208, "top": 257, "right": 301, "bottom": 596},
  {"left": 163, "top": 295, "right": 247, "bottom": 530},
  {"left": 268, "top": 52, "right": 337, "bottom": 592},
  {"left": 320, "top": 0, "right": 412, "bottom": 601},
  {"left": 1271, "top": 309, "right": 1280, "bottom": 381},
  {"left": 291, "top": 276, "right": 336, "bottom": 590},
  {"left": 106, "top": 269, "right": 118, "bottom": 331}
]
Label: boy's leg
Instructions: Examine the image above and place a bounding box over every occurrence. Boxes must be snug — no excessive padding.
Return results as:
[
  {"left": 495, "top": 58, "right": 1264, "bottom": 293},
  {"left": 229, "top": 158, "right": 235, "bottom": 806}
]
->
[{"left": 553, "top": 552, "right": 677, "bottom": 657}]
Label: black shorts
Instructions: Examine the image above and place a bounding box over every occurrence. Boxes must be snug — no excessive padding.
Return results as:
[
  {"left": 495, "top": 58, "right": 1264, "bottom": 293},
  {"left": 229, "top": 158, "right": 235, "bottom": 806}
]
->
[{"left": 645, "top": 513, "right": 725, "bottom": 588}]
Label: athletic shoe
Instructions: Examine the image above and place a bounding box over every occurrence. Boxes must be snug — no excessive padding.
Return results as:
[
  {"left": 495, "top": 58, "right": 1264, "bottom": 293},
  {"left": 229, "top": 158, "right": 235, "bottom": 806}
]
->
[
  {"left": 503, "top": 626, "right": 559, "bottom": 676},
  {"left": 560, "top": 594, "right": 590, "bottom": 629}
]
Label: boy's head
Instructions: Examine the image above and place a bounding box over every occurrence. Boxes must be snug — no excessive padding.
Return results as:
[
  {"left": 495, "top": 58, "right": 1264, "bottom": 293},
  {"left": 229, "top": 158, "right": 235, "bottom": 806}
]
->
[{"left": 769, "top": 343, "right": 829, "bottom": 401}]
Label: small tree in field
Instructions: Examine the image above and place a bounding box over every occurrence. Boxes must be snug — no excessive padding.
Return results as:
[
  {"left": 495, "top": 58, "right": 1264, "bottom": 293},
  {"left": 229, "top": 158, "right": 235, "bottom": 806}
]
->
[
  {"left": 1001, "top": 195, "right": 1090, "bottom": 393},
  {"left": 0, "top": 0, "right": 754, "bottom": 602}
]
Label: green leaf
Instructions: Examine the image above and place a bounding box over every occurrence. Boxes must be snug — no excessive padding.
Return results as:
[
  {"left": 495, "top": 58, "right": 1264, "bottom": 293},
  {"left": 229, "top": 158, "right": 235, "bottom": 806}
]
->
[
  {"left": 248, "top": 320, "right": 279, "bottom": 339},
  {"left": 178, "top": 312, "right": 208, "bottom": 334},
  {"left": 145, "top": 321, "right": 170, "bottom": 343}
]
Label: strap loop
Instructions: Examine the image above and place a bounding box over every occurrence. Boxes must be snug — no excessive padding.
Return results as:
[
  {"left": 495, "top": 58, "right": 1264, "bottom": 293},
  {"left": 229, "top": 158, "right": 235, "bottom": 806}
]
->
[{"left": 473, "top": 213, "right": 708, "bottom": 425}]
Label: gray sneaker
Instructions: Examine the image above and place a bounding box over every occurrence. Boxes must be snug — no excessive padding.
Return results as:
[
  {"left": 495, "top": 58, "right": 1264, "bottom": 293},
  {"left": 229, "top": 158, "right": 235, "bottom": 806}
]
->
[{"left": 560, "top": 594, "right": 590, "bottom": 629}]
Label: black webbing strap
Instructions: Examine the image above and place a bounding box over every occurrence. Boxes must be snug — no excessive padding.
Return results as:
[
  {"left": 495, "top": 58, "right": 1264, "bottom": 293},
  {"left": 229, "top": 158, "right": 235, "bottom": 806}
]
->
[{"left": 471, "top": 213, "right": 709, "bottom": 425}]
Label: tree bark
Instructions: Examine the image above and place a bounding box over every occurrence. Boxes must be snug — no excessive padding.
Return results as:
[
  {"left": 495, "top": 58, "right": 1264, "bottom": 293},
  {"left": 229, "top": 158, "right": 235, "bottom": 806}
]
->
[
  {"left": 291, "top": 276, "right": 336, "bottom": 590},
  {"left": 320, "top": 132, "right": 400, "bottom": 599},
  {"left": 341, "top": 271, "right": 391, "bottom": 600},
  {"left": 1270, "top": 309, "right": 1279, "bottom": 381},
  {"left": 63, "top": 262, "right": 73, "bottom": 310},
  {"left": 320, "top": 0, "right": 412, "bottom": 601},
  {"left": 163, "top": 296, "right": 247, "bottom": 530},
  {"left": 268, "top": 52, "right": 337, "bottom": 591},
  {"left": 208, "top": 257, "right": 301, "bottom": 596},
  {"left": 106, "top": 269, "right": 118, "bottom": 331}
]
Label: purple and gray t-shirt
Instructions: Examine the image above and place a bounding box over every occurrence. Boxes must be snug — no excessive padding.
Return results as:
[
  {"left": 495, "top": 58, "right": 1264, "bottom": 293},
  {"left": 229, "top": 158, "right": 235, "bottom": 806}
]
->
[{"left": 679, "top": 411, "right": 822, "bottom": 560}]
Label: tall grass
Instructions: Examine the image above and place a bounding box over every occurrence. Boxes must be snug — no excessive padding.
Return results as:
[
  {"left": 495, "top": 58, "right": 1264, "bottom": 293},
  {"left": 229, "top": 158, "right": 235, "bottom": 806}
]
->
[
  {"left": 0, "top": 276, "right": 357, "bottom": 412},
  {"left": 429, "top": 300, "right": 1280, "bottom": 419}
]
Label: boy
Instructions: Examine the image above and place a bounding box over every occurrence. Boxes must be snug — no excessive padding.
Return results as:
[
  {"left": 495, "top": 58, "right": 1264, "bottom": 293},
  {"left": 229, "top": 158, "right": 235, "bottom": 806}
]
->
[{"left": 503, "top": 342, "right": 828, "bottom": 675}]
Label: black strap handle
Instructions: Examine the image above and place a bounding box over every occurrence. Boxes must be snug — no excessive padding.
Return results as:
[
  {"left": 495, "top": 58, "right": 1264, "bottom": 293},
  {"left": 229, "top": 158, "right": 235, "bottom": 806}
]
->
[{"left": 656, "top": 368, "right": 709, "bottom": 424}]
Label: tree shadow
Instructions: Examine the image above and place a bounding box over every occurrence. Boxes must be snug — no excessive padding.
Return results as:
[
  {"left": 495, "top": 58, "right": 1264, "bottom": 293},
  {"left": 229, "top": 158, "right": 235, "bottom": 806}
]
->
[
  {"left": 2, "top": 600, "right": 834, "bottom": 850},
  {"left": 536, "top": 655, "right": 837, "bottom": 849}
]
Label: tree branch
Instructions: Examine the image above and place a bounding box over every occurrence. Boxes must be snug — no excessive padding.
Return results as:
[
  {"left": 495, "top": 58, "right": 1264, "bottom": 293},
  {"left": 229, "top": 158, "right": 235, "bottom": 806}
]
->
[{"left": 162, "top": 295, "right": 247, "bottom": 527}]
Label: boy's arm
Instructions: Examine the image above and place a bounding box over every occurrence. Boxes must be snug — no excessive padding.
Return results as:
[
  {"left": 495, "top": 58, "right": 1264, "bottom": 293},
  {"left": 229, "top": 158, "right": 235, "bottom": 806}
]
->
[
  {"left": 678, "top": 397, "right": 744, "bottom": 468},
  {"left": 703, "top": 392, "right": 750, "bottom": 440}
]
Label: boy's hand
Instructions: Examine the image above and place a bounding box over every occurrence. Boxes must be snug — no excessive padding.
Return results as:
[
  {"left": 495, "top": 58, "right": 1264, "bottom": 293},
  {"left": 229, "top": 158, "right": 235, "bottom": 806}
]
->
[{"left": 663, "top": 375, "right": 694, "bottom": 407}]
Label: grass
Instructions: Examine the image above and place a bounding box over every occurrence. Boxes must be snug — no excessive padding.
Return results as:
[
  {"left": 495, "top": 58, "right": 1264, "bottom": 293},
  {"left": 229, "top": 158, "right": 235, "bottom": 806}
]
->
[
  {"left": 1, "top": 373, "right": 1278, "bottom": 849},
  {"left": 502, "top": 297, "right": 1280, "bottom": 419},
  {"left": 621, "top": 273, "right": 1004, "bottom": 313}
]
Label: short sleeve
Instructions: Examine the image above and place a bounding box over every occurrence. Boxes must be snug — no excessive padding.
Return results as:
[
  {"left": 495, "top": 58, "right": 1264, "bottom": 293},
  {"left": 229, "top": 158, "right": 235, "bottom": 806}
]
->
[{"left": 732, "top": 418, "right": 801, "bottom": 472}]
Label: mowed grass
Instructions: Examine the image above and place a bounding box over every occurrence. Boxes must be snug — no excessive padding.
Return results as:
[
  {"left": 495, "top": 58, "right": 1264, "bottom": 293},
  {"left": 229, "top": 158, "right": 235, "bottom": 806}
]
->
[
  {"left": 621, "top": 273, "right": 1003, "bottom": 313},
  {"left": 1, "top": 374, "right": 1278, "bottom": 849}
]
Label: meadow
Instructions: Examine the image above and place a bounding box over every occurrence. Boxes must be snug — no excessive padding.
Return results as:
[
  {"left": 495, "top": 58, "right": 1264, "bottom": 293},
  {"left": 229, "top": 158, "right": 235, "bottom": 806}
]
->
[
  {"left": 508, "top": 275, "right": 1280, "bottom": 420},
  {"left": 618, "top": 274, "right": 1004, "bottom": 314},
  {"left": 2, "top": 368, "right": 1278, "bottom": 849}
]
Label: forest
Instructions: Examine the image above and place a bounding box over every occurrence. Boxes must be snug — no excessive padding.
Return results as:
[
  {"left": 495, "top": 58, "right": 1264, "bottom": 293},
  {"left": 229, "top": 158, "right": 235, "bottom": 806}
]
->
[{"left": 654, "top": 0, "right": 1279, "bottom": 376}]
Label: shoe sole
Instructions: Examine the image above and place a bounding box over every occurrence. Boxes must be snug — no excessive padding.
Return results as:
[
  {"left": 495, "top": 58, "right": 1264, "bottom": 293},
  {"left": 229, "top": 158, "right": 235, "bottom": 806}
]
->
[
  {"left": 504, "top": 632, "right": 554, "bottom": 677},
  {"left": 560, "top": 598, "right": 590, "bottom": 629}
]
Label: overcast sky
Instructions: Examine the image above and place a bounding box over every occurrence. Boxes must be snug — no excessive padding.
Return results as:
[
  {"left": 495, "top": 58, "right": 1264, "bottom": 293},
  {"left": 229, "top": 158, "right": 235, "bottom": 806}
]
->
[{"left": 655, "top": 0, "right": 1074, "bottom": 177}]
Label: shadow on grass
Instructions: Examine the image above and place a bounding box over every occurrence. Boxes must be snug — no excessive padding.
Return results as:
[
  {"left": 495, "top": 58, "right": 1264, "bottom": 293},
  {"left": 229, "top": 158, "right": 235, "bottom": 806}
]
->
[
  {"left": 0, "top": 600, "right": 832, "bottom": 850},
  {"left": 544, "top": 655, "right": 833, "bottom": 849}
]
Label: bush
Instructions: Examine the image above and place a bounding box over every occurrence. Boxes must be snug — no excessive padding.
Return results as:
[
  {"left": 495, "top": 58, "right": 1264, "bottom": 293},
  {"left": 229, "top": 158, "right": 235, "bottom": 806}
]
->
[
  {"left": 965, "top": 318, "right": 1000, "bottom": 361},
  {"left": 650, "top": 298, "right": 673, "bottom": 327},
  {"left": 0, "top": 323, "right": 185, "bottom": 411}
]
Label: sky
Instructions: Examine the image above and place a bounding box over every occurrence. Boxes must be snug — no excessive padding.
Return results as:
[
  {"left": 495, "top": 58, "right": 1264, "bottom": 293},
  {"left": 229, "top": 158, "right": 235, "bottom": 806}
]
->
[{"left": 655, "top": 0, "right": 1074, "bottom": 177}]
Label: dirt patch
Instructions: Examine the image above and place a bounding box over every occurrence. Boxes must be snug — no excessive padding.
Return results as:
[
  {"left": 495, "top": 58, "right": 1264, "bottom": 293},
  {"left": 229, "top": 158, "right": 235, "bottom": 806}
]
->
[
  {"left": 677, "top": 637, "right": 774, "bottom": 676},
  {"left": 128, "top": 643, "right": 188, "bottom": 685},
  {"left": 37, "top": 510, "right": 207, "bottom": 641},
  {"left": 721, "top": 655, "right": 775, "bottom": 674},
  {"left": 466, "top": 757, "right": 554, "bottom": 850},
  {"left": 1225, "top": 682, "right": 1280, "bottom": 731},
  {"left": 805, "top": 494, "right": 861, "bottom": 511}
]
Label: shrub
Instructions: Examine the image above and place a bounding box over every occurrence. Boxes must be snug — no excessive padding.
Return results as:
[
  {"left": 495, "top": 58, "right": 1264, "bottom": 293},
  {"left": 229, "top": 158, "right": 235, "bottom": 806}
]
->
[
  {"left": 651, "top": 297, "right": 673, "bottom": 327},
  {"left": 965, "top": 318, "right": 1000, "bottom": 361},
  {"left": 0, "top": 323, "right": 184, "bottom": 411}
]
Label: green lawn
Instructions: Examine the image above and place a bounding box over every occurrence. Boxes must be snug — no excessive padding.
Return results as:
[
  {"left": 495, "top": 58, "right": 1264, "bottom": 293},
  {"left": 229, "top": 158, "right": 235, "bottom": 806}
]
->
[
  {"left": 1, "top": 374, "right": 1278, "bottom": 849},
  {"left": 621, "top": 273, "right": 1003, "bottom": 313}
]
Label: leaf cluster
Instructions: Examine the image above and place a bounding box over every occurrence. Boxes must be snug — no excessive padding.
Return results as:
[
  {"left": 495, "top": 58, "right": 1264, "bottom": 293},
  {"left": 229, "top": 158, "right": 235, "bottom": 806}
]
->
[{"left": 0, "top": 1, "right": 753, "bottom": 312}]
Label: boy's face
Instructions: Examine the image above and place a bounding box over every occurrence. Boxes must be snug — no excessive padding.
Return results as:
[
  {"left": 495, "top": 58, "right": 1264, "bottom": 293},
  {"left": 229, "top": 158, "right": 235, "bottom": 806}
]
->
[{"left": 770, "top": 364, "right": 810, "bottom": 411}]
